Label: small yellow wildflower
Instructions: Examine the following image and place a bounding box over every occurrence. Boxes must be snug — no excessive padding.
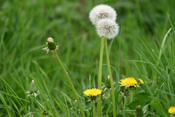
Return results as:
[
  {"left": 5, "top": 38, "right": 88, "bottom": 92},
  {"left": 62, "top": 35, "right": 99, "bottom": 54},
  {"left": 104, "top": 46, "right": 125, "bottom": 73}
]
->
[
  {"left": 168, "top": 106, "right": 175, "bottom": 114},
  {"left": 138, "top": 79, "right": 144, "bottom": 84},
  {"left": 83, "top": 88, "right": 102, "bottom": 97},
  {"left": 119, "top": 77, "right": 144, "bottom": 87}
]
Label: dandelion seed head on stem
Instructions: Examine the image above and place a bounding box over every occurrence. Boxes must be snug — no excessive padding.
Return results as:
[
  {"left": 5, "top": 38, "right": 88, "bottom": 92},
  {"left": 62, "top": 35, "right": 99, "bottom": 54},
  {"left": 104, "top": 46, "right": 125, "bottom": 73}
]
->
[
  {"left": 89, "top": 4, "right": 117, "bottom": 25},
  {"left": 96, "top": 19, "right": 119, "bottom": 39}
]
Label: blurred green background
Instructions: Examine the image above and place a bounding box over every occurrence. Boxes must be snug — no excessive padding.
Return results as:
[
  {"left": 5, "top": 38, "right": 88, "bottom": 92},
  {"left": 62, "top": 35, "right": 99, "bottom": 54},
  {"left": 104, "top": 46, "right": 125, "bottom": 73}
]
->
[{"left": 0, "top": 0, "right": 175, "bottom": 116}]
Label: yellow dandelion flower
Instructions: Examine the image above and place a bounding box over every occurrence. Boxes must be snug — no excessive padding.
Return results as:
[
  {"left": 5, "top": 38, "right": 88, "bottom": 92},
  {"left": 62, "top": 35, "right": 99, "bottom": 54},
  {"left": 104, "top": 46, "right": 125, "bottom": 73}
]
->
[
  {"left": 83, "top": 88, "right": 102, "bottom": 97},
  {"left": 119, "top": 77, "right": 144, "bottom": 87},
  {"left": 168, "top": 106, "right": 175, "bottom": 114},
  {"left": 119, "top": 77, "right": 138, "bottom": 87}
]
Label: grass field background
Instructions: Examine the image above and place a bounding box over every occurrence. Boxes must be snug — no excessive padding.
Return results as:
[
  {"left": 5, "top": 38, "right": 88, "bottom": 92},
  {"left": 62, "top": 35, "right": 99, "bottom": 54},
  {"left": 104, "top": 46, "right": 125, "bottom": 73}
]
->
[{"left": 0, "top": 0, "right": 175, "bottom": 116}]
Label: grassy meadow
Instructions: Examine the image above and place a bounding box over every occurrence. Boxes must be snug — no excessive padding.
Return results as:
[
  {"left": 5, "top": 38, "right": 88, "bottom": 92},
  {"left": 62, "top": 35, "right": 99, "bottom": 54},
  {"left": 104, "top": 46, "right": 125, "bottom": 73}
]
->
[{"left": 0, "top": 0, "right": 175, "bottom": 116}]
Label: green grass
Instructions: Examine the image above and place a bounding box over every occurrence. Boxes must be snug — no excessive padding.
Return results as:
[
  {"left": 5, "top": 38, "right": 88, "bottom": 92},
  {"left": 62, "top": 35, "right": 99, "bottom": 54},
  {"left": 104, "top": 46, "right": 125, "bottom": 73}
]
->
[{"left": 0, "top": 0, "right": 175, "bottom": 116}]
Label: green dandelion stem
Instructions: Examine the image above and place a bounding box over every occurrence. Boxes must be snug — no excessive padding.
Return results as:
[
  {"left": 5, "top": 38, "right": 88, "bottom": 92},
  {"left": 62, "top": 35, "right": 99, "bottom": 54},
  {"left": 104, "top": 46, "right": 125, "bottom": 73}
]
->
[
  {"left": 92, "top": 101, "right": 96, "bottom": 117},
  {"left": 97, "top": 38, "right": 105, "bottom": 117},
  {"left": 53, "top": 50, "right": 85, "bottom": 117},
  {"left": 123, "top": 97, "right": 126, "bottom": 116},
  {"left": 104, "top": 39, "right": 116, "bottom": 116},
  {"left": 130, "top": 88, "right": 134, "bottom": 103}
]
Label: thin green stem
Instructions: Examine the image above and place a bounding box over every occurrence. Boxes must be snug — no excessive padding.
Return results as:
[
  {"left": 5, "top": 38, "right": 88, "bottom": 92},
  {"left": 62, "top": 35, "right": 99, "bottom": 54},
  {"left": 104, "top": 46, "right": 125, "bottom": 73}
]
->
[
  {"left": 123, "top": 97, "right": 126, "bottom": 116},
  {"left": 104, "top": 39, "right": 116, "bottom": 116},
  {"left": 53, "top": 50, "right": 85, "bottom": 117},
  {"left": 97, "top": 38, "right": 105, "bottom": 117},
  {"left": 93, "top": 101, "right": 96, "bottom": 117},
  {"left": 130, "top": 88, "right": 134, "bottom": 103}
]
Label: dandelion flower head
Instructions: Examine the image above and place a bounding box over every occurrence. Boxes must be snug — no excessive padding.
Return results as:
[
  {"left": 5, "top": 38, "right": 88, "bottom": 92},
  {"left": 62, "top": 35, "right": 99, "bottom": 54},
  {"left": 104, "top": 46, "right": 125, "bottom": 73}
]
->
[
  {"left": 89, "top": 4, "right": 117, "bottom": 25},
  {"left": 168, "top": 106, "right": 175, "bottom": 114},
  {"left": 83, "top": 88, "right": 102, "bottom": 97},
  {"left": 119, "top": 77, "right": 144, "bottom": 87},
  {"left": 96, "top": 19, "right": 119, "bottom": 39}
]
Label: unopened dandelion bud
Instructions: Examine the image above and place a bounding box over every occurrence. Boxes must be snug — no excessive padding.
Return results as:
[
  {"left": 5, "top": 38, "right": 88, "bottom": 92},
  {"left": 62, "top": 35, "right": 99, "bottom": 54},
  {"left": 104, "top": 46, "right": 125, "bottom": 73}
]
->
[
  {"left": 96, "top": 19, "right": 119, "bottom": 39},
  {"left": 73, "top": 100, "right": 77, "bottom": 104},
  {"left": 136, "top": 105, "right": 141, "bottom": 109},
  {"left": 107, "top": 75, "right": 110, "bottom": 80},
  {"left": 47, "top": 37, "right": 56, "bottom": 50},
  {"left": 89, "top": 4, "right": 117, "bottom": 25},
  {"left": 31, "top": 80, "right": 34, "bottom": 84},
  {"left": 136, "top": 105, "right": 143, "bottom": 116},
  {"left": 43, "top": 37, "right": 59, "bottom": 54}
]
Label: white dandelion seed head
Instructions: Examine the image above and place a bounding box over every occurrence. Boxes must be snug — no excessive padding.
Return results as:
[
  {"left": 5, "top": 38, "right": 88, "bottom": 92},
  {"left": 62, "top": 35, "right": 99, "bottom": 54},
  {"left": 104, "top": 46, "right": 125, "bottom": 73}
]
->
[
  {"left": 89, "top": 4, "right": 117, "bottom": 25},
  {"left": 96, "top": 19, "right": 119, "bottom": 39}
]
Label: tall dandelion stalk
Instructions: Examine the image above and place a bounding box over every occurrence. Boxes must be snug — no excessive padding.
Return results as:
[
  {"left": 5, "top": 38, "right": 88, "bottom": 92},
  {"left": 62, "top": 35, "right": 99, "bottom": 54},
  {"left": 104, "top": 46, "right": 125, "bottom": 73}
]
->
[
  {"left": 97, "top": 19, "right": 119, "bottom": 116},
  {"left": 89, "top": 4, "right": 119, "bottom": 116},
  {"left": 104, "top": 38, "right": 116, "bottom": 116},
  {"left": 97, "top": 37, "right": 104, "bottom": 117},
  {"left": 43, "top": 37, "right": 85, "bottom": 117}
]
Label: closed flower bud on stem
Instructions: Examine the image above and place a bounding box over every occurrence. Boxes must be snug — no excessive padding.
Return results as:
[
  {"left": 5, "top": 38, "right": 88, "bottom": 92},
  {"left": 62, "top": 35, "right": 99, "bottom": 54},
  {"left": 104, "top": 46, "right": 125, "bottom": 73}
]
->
[
  {"left": 31, "top": 80, "right": 34, "bottom": 84},
  {"left": 136, "top": 105, "right": 144, "bottom": 117},
  {"left": 47, "top": 37, "right": 56, "bottom": 50},
  {"left": 43, "top": 37, "right": 58, "bottom": 54}
]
